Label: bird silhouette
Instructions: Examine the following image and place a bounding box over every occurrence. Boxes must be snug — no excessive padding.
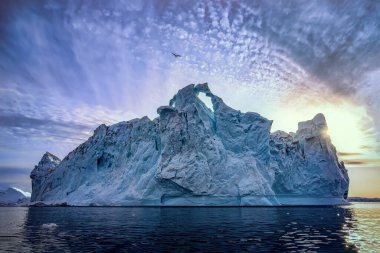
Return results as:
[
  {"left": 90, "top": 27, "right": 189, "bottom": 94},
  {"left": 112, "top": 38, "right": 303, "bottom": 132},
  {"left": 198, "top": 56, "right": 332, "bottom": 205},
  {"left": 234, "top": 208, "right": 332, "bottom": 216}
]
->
[{"left": 172, "top": 52, "right": 181, "bottom": 58}]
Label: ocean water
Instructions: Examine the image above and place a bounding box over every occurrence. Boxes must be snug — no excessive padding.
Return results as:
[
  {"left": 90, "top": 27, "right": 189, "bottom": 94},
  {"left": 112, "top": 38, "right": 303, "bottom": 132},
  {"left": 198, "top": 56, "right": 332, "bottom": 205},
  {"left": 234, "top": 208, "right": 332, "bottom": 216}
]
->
[{"left": 0, "top": 203, "right": 379, "bottom": 252}]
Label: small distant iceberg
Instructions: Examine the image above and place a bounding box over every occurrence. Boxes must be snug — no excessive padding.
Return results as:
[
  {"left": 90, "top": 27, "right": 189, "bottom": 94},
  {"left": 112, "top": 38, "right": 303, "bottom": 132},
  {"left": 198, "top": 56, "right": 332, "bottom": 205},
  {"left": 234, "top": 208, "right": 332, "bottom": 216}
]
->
[
  {"left": 12, "top": 187, "right": 31, "bottom": 198},
  {"left": 0, "top": 187, "right": 30, "bottom": 206}
]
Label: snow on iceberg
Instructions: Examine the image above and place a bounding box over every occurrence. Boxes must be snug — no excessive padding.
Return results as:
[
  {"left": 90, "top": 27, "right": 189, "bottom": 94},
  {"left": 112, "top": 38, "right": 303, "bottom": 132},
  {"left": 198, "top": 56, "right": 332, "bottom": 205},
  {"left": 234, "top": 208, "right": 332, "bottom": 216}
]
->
[
  {"left": 0, "top": 187, "right": 30, "bottom": 205},
  {"left": 30, "top": 84, "right": 349, "bottom": 206}
]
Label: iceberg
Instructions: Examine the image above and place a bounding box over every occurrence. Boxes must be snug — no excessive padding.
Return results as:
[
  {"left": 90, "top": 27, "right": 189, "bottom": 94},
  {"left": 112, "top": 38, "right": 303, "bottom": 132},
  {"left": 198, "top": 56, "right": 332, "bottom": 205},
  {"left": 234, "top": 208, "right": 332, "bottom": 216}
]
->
[
  {"left": 30, "top": 84, "right": 349, "bottom": 206},
  {"left": 0, "top": 187, "right": 30, "bottom": 206}
]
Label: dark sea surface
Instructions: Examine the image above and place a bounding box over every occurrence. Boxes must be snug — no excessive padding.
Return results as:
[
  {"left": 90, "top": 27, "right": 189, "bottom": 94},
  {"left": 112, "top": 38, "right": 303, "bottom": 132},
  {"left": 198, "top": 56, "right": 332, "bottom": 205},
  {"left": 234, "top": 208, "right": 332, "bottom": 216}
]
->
[{"left": 0, "top": 203, "right": 379, "bottom": 252}]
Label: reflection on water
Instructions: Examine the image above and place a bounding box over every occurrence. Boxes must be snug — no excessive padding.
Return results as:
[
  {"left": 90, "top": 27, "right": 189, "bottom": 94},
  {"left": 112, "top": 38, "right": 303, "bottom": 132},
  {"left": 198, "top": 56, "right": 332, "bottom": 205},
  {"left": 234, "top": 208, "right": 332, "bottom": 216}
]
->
[
  {"left": 0, "top": 203, "right": 379, "bottom": 252},
  {"left": 343, "top": 203, "right": 380, "bottom": 252}
]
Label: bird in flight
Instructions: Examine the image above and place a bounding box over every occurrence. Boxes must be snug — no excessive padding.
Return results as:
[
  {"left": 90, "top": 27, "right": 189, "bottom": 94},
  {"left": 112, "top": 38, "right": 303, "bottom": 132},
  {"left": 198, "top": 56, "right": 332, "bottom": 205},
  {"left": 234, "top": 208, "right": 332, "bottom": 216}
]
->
[{"left": 172, "top": 52, "right": 181, "bottom": 58}]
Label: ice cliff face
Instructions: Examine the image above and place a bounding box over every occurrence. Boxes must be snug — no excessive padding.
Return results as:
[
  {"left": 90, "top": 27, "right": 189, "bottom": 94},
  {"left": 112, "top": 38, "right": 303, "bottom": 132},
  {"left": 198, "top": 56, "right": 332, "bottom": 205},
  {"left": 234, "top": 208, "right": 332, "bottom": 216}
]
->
[
  {"left": 30, "top": 84, "right": 349, "bottom": 206},
  {"left": 30, "top": 152, "right": 61, "bottom": 201},
  {"left": 270, "top": 114, "right": 349, "bottom": 200}
]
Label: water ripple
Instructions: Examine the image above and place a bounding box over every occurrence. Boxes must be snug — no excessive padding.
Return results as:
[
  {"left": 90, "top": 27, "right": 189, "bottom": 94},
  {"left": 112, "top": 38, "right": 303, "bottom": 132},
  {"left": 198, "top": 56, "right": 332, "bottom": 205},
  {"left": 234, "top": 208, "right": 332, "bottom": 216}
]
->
[{"left": 0, "top": 203, "right": 379, "bottom": 252}]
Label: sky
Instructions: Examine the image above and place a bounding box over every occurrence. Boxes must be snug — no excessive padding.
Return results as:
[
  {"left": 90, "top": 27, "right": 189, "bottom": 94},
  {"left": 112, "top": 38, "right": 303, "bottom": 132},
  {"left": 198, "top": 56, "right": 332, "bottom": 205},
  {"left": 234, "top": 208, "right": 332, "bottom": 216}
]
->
[{"left": 0, "top": 0, "right": 379, "bottom": 197}]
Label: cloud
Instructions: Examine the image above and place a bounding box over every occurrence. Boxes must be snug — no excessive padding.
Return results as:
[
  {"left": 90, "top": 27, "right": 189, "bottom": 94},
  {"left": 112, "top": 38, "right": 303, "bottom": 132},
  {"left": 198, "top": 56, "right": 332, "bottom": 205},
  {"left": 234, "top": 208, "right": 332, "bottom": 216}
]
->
[
  {"left": 0, "top": 166, "right": 31, "bottom": 175},
  {"left": 0, "top": 0, "right": 379, "bottom": 189},
  {"left": 360, "top": 145, "right": 375, "bottom": 150},
  {"left": 0, "top": 113, "right": 87, "bottom": 130},
  {"left": 338, "top": 152, "right": 362, "bottom": 157},
  {"left": 343, "top": 159, "right": 380, "bottom": 166},
  {"left": 345, "top": 161, "right": 367, "bottom": 165},
  {"left": 0, "top": 166, "right": 32, "bottom": 192}
]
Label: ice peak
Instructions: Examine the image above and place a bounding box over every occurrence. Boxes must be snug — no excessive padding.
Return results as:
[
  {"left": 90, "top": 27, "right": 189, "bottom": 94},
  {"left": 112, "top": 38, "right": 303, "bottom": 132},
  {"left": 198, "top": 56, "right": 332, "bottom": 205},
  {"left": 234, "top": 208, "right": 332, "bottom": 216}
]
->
[
  {"left": 168, "top": 83, "right": 218, "bottom": 110},
  {"left": 169, "top": 84, "right": 198, "bottom": 109},
  {"left": 312, "top": 113, "right": 327, "bottom": 128},
  {"left": 31, "top": 152, "right": 61, "bottom": 180},
  {"left": 194, "top": 83, "right": 212, "bottom": 95},
  {"left": 41, "top": 152, "right": 61, "bottom": 164},
  {"left": 295, "top": 113, "right": 329, "bottom": 140}
]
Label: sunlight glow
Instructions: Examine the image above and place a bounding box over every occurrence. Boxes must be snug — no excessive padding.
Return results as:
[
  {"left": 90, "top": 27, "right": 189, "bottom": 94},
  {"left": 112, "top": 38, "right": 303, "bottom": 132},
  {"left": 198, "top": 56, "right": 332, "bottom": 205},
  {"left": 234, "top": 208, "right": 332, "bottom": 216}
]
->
[
  {"left": 271, "top": 102, "right": 373, "bottom": 155},
  {"left": 270, "top": 100, "right": 380, "bottom": 197}
]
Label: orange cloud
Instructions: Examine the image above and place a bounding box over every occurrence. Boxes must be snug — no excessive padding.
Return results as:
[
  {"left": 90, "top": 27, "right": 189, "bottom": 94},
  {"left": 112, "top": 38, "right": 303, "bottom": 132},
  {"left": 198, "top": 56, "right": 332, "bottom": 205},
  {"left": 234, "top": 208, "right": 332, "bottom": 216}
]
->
[
  {"left": 338, "top": 152, "right": 362, "bottom": 156},
  {"left": 343, "top": 159, "right": 380, "bottom": 166}
]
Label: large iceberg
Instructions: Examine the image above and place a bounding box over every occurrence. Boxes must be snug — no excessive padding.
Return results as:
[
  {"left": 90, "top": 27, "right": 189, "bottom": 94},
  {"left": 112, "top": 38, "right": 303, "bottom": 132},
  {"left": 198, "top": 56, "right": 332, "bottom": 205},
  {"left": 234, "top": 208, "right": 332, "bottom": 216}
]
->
[{"left": 30, "top": 84, "right": 349, "bottom": 206}]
